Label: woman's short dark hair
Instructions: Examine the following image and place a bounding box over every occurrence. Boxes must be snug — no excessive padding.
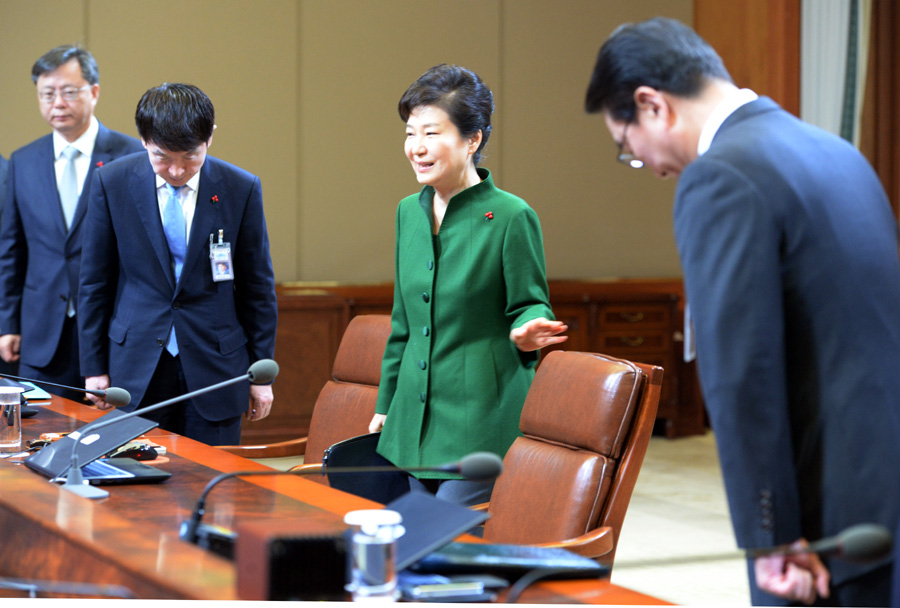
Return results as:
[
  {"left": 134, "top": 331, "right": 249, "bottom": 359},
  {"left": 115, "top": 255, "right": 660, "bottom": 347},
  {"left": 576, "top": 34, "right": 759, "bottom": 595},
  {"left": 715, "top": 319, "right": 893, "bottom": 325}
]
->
[
  {"left": 585, "top": 17, "right": 732, "bottom": 122},
  {"left": 135, "top": 83, "right": 215, "bottom": 151},
  {"left": 399, "top": 64, "right": 494, "bottom": 165},
  {"left": 31, "top": 45, "right": 99, "bottom": 85}
]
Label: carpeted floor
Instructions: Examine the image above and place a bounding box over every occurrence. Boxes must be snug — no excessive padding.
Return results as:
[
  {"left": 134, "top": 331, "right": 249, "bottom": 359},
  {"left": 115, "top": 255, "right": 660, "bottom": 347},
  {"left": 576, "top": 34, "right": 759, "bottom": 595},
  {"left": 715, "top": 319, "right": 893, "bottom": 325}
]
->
[{"left": 611, "top": 432, "right": 751, "bottom": 605}]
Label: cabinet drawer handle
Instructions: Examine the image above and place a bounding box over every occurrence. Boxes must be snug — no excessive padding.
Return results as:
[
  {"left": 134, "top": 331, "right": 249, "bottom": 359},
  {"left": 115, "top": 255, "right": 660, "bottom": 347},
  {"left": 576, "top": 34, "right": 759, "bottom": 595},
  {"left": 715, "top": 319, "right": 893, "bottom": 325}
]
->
[
  {"left": 620, "top": 336, "right": 645, "bottom": 347},
  {"left": 619, "top": 312, "right": 645, "bottom": 323}
]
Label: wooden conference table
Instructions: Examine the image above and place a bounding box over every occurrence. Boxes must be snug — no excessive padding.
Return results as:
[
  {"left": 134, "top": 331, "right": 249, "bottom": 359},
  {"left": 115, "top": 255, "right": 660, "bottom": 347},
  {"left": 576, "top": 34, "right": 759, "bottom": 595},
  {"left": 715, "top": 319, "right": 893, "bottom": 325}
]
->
[{"left": 0, "top": 396, "right": 668, "bottom": 603}]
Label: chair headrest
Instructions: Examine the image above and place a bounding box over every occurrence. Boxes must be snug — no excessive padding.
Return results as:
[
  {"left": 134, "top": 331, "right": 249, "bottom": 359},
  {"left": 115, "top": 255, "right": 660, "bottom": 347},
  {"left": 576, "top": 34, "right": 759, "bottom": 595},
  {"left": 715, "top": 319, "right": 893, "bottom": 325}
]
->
[
  {"left": 332, "top": 315, "right": 393, "bottom": 386},
  {"left": 519, "top": 351, "right": 642, "bottom": 458}
]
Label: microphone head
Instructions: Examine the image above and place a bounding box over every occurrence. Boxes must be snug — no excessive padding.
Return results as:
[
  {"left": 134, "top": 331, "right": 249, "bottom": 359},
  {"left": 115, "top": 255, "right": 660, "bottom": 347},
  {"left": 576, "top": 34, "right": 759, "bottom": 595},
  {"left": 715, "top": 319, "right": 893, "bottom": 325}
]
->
[
  {"left": 836, "top": 524, "right": 893, "bottom": 562},
  {"left": 458, "top": 452, "right": 503, "bottom": 481},
  {"left": 248, "top": 359, "right": 279, "bottom": 384},
  {"left": 104, "top": 387, "right": 132, "bottom": 407}
]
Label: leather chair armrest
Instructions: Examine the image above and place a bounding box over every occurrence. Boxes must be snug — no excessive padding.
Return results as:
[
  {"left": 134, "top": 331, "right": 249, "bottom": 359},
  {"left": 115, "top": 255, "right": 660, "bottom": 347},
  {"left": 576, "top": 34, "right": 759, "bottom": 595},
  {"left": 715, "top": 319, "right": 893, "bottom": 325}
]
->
[
  {"left": 534, "top": 526, "right": 614, "bottom": 559},
  {"left": 216, "top": 437, "right": 308, "bottom": 459},
  {"left": 287, "top": 462, "right": 326, "bottom": 474}
]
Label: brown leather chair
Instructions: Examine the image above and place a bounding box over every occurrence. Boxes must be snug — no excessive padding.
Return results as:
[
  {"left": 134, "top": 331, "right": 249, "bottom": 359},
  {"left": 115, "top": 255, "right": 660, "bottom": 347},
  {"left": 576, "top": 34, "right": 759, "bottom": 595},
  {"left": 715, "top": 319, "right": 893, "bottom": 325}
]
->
[
  {"left": 475, "top": 350, "right": 663, "bottom": 565},
  {"left": 217, "top": 314, "right": 392, "bottom": 477}
]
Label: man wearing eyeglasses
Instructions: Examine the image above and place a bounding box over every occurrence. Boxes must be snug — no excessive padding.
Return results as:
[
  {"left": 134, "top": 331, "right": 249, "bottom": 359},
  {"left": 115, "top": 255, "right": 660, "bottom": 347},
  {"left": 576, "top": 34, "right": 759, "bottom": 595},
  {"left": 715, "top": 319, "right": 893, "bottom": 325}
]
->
[
  {"left": 586, "top": 18, "right": 900, "bottom": 608},
  {"left": 0, "top": 45, "right": 142, "bottom": 401}
]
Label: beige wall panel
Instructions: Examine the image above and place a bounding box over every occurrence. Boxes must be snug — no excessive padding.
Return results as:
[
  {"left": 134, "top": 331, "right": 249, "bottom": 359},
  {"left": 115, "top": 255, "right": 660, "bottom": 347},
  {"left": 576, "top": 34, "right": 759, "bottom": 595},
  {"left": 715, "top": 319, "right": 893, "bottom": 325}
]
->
[
  {"left": 1, "top": 0, "right": 697, "bottom": 284},
  {"left": 0, "top": 0, "right": 88, "bottom": 155},
  {"left": 0, "top": 0, "right": 300, "bottom": 281},
  {"left": 298, "top": 0, "right": 502, "bottom": 282},
  {"left": 501, "top": 0, "right": 691, "bottom": 279}
]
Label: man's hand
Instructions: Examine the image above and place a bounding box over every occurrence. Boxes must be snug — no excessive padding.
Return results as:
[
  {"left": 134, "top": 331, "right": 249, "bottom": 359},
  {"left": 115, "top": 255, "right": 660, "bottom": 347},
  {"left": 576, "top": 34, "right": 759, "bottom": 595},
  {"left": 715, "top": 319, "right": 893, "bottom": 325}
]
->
[
  {"left": 754, "top": 539, "right": 830, "bottom": 605},
  {"left": 85, "top": 375, "right": 112, "bottom": 409},
  {"left": 510, "top": 317, "right": 568, "bottom": 352},
  {"left": 0, "top": 334, "right": 21, "bottom": 363},
  {"left": 245, "top": 384, "right": 273, "bottom": 421}
]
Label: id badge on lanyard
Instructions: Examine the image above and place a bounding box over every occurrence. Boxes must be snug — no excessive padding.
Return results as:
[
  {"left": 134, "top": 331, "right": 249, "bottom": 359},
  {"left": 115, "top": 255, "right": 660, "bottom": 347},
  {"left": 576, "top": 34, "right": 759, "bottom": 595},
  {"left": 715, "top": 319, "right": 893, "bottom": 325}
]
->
[{"left": 210, "top": 229, "right": 234, "bottom": 282}]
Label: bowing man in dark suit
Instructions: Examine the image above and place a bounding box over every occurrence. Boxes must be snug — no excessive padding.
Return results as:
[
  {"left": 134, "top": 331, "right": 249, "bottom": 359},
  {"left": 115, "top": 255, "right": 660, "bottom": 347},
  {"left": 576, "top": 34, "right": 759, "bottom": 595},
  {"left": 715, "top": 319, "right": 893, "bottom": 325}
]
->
[
  {"left": 585, "top": 18, "right": 900, "bottom": 607},
  {"left": 78, "top": 83, "right": 277, "bottom": 445},
  {"left": 0, "top": 46, "right": 143, "bottom": 400}
]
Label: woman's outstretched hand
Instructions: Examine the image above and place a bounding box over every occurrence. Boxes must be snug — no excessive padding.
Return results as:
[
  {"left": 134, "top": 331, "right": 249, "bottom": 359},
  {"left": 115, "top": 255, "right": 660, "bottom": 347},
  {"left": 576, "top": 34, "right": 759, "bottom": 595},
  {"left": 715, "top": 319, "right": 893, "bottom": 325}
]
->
[{"left": 510, "top": 317, "right": 568, "bottom": 352}]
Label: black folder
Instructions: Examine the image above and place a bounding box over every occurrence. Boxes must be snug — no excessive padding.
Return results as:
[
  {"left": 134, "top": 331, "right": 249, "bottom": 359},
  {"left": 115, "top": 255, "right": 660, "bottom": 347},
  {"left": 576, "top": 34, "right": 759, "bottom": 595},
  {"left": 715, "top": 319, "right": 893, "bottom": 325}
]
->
[
  {"left": 385, "top": 490, "right": 489, "bottom": 571},
  {"left": 322, "top": 432, "right": 410, "bottom": 504},
  {"left": 409, "top": 541, "right": 610, "bottom": 580}
]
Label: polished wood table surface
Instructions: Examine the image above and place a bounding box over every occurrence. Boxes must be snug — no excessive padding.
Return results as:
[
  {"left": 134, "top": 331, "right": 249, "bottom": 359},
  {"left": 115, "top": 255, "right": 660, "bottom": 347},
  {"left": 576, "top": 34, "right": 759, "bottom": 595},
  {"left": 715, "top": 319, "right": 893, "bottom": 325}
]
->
[{"left": 0, "top": 396, "right": 668, "bottom": 604}]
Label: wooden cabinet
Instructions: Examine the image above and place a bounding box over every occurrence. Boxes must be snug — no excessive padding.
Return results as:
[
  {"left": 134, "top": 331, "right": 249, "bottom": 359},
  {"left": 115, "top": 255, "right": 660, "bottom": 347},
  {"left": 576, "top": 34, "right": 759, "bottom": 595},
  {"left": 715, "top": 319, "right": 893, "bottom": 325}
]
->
[
  {"left": 242, "top": 279, "right": 705, "bottom": 445},
  {"left": 544, "top": 281, "right": 705, "bottom": 438}
]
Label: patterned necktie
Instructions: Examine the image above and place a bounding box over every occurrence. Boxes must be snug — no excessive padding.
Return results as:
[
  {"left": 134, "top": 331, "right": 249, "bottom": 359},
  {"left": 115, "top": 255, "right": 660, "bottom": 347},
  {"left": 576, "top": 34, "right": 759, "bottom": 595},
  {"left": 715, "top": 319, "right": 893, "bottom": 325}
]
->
[
  {"left": 162, "top": 184, "right": 185, "bottom": 356},
  {"left": 59, "top": 146, "right": 80, "bottom": 230}
]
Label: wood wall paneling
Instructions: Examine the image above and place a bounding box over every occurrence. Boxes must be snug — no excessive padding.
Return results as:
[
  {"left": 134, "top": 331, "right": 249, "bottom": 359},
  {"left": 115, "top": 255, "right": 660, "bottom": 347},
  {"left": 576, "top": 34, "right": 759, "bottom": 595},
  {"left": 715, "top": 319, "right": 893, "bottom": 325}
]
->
[
  {"left": 860, "top": 0, "right": 900, "bottom": 218},
  {"left": 247, "top": 292, "right": 348, "bottom": 444},
  {"left": 694, "top": 0, "right": 800, "bottom": 116}
]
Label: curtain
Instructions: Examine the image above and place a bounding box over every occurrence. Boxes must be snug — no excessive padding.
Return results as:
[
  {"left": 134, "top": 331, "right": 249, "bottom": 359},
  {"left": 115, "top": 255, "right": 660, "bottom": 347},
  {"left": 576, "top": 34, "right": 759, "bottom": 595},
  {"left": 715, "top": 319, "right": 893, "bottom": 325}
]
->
[{"left": 801, "top": 0, "right": 871, "bottom": 145}]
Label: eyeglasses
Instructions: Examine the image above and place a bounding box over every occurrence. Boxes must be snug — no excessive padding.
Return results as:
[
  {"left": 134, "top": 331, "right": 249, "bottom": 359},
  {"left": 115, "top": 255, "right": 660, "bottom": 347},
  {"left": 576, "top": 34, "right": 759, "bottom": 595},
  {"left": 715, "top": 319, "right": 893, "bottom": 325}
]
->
[
  {"left": 616, "top": 123, "right": 644, "bottom": 169},
  {"left": 38, "top": 84, "right": 91, "bottom": 104}
]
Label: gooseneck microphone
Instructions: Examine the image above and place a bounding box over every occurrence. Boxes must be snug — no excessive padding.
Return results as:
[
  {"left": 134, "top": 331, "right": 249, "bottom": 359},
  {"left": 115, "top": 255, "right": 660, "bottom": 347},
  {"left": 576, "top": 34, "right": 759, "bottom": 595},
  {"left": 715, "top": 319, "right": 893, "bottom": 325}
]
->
[
  {"left": 178, "top": 451, "right": 504, "bottom": 549},
  {"left": 61, "top": 359, "right": 279, "bottom": 499},
  {"left": 747, "top": 523, "right": 893, "bottom": 563},
  {"left": 0, "top": 372, "right": 131, "bottom": 406},
  {"left": 614, "top": 523, "right": 893, "bottom": 569}
]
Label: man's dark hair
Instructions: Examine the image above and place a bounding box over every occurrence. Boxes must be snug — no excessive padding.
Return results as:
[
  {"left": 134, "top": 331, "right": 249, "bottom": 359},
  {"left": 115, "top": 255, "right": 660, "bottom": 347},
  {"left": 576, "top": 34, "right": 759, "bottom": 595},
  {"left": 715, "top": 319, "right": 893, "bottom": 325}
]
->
[
  {"left": 585, "top": 17, "right": 732, "bottom": 122},
  {"left": 399, "top": 63, "right": 494, "bottom": 166},
  {"left": 31, "top": 45, "right": 99, "bottom": 84},
  {"left": 135, "top": 83, "right": 215, "bottom": 151}
]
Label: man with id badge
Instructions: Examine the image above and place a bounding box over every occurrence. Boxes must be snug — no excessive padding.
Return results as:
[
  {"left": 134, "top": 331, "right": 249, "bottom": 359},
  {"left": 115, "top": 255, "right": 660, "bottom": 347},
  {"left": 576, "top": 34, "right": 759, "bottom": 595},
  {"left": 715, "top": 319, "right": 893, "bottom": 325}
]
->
[{"left": 78, "top": 83, "right": 277, "bottom": 445}]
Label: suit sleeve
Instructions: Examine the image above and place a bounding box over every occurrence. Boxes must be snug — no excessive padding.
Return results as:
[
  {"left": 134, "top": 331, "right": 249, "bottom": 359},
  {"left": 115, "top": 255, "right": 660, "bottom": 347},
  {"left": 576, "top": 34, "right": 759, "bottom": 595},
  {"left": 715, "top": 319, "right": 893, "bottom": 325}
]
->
[
  {"left": 502, "top": 205, "right": 554, "bottom": 367},
  {"left": 674, "top": 159, "right": 802, "bottom": 549},
  {"left": 77, "top": 169, "right": 118, "bottom": 376},
  {"left": 375, "top": 203, "right": 410, "bottom": 415},
  {"left": 232, "top": 176, "right": 277, "bottom": 363},
  {"left": 0, "top": 156, "right": 27, "bottom": 335}
]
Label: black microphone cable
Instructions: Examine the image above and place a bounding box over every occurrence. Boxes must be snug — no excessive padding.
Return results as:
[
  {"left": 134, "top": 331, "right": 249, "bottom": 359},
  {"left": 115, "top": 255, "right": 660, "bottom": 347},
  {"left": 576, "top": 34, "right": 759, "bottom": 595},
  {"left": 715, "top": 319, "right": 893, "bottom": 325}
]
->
[{"left": 504, "top": 567, "right": 587, "bottom": 604}]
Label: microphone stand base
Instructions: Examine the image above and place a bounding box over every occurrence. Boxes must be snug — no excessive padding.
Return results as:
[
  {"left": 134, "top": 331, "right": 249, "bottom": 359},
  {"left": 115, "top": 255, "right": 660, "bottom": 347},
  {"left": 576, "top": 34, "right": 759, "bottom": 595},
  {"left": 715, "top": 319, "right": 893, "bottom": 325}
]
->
[{"left": 61, "top": 482, "right": 109, "bottom": 500}]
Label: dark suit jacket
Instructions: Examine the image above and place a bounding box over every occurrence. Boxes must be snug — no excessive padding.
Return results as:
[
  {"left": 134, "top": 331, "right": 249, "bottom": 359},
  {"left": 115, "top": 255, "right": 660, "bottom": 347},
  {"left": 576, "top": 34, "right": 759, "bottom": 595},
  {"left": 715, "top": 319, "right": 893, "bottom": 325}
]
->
[
  {"left": 0, "top": 124, "right": 143, "bottom": 368},
  {"left": 0, "top": 154, "right": 8, "bottom": 215},
  {"left": 673, "top": 97, "right": 900, "bottom": 591},
  {"left": 893, "top": 516, "right": 900, "bottom": 607},
  {"left": 78, "top": 152, "right": 277, "bottom": 421}
]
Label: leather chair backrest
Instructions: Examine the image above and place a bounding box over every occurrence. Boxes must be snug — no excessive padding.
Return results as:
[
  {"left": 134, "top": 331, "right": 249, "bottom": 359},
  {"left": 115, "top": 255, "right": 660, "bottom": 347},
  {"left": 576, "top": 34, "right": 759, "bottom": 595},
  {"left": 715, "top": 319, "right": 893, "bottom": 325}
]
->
[
  {"left": 304, "top": 315, "right": 392, "bottom": 468},
  {"left": 483, "top": 351, "right": 648, "bottom": 546}
]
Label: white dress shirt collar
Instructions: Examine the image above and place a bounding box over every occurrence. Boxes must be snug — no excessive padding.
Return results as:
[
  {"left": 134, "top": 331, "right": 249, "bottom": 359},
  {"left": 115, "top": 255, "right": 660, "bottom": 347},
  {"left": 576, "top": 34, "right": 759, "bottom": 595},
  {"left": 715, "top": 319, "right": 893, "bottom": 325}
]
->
[
  {"left": 53, "top": 115, "right": 99, "bottom": 160},
  {"left": 697, "top": 88, "right": 759, "bottom": 156},
  {"left": 155, "top": 170, "right": 202, "bottom": 245}
]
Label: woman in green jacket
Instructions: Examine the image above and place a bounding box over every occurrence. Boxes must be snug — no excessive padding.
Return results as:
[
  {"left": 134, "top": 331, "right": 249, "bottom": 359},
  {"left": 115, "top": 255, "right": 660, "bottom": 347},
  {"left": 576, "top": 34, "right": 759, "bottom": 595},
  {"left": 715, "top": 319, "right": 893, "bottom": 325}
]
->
[{"left": 369, "top": 64, "right": 567, "bottom": 506}]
